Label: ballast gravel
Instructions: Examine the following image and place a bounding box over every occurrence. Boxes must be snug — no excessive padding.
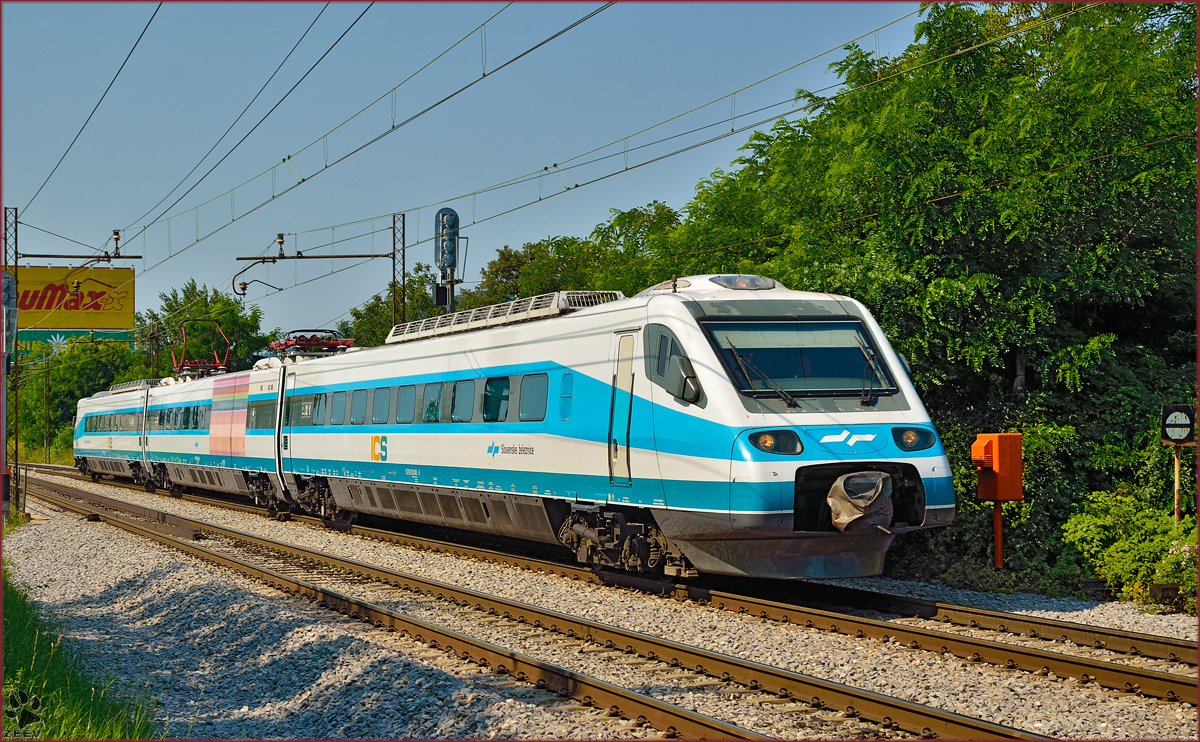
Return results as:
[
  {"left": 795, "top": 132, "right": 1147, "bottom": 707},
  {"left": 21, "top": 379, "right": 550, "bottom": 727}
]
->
[
  {"left": 11, "top": 473, "right": 1200, "bottom": 739},
  {"left": 822, "top": 574, "right": 1198, "bottom": 642},
  {"left": 5, "top": 500, "right": 654, "bottom": 739}
]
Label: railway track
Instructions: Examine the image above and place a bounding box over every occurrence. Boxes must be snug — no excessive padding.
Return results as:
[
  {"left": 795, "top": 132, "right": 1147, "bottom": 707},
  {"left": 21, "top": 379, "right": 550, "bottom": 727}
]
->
[
  {"left": 26, "top": 465, "right": 1198, "bottom": 706},
  {"left": 28, "top": 476, "right": 1044, "bottom": 740}
]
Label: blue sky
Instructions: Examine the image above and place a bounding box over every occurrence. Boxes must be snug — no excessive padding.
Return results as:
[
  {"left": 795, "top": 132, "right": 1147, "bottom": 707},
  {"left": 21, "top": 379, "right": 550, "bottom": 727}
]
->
[{"left": 3, "top": 2, "right": 923, "bottom": 334}]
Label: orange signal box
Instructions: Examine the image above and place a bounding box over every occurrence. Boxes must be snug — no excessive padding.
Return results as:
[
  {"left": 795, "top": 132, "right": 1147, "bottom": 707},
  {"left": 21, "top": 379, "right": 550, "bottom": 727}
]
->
[{"left": 971, "top": 433, "right": 1023, "bottom": 501}]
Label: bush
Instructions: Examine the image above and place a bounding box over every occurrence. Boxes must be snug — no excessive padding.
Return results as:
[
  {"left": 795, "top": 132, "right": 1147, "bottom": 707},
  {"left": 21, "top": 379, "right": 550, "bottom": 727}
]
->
[{"left": 1063, "top": 489, "right": 1197, "bottom": 614}]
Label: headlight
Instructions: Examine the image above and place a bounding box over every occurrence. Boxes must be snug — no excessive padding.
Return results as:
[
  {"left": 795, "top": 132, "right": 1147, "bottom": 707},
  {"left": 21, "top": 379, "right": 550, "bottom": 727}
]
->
[
  {"left": 892, "top": 427, "right": 936, "bottom": 451},
  {"left": 749, "top": 430, "right": 803, "bottom": 454}
]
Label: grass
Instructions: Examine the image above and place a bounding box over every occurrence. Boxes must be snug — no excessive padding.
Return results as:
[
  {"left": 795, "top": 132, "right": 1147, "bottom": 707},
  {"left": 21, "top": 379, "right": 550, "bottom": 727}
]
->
[{"left": 3, "top": 558, "right": 159, "bottom": 739}]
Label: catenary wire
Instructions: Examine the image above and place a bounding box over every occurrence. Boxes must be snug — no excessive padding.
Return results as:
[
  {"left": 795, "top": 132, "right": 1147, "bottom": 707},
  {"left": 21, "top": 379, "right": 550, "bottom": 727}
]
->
[
  {"left": 293, "top": 2, "right": 1100, "bottom": 239},
  {"left": 17, "top": 2, "right": 614, "bottom": 340},
  {"left": 15, "top": 222, "right": 108, "bottom": 254},
  {"left": 22, "top": 3, "right": 163, "bottom": 217},
  {"left": 21, "top": 3, "right": 1095, "bottom": 337},
  {"left": 14, "top": 0, "right": 619, "bottom": 338},
  {"left": 120, "top": 2, "right": 373, "bottom": 250},
  {"left": 121, "top": 3, "right": 331, "bottom": 231}
]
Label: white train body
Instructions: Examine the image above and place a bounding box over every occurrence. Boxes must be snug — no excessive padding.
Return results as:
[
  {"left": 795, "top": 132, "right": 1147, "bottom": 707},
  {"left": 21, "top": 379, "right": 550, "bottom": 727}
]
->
[{"left": 75, "top": 275, "right": 954, "bottom": 580}]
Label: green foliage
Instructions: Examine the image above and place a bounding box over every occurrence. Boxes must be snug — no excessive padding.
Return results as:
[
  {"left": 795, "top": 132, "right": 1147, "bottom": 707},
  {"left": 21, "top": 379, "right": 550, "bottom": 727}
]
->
[
  {"left": 1063, "top": 490, "right": 1197, "bottom": 613},
  {"left": 447, "top": 4, "right": 1197, "bottom": 599},
  {"left": 16, "top": 339, "right": 145, "bottom": 455},
  {"left": 134, "top": 279, "right": 275, "bottom": 375},
  {"left": 3, "top": 560, "right": 158, "bottom": 738},
  {"left": 335, "top": 263, "right": 443, "bottom": 347}
]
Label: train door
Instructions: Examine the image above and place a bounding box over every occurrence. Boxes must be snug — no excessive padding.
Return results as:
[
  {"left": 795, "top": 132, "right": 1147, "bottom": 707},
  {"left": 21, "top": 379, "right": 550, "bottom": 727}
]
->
[
  {"left": 275, "top": 371, "right": 295, "bottom": 496},
  {"left": 139, "top": 389, "right": 149, "bottom": 464},
  {"left": 608, "top": 332, "right": 637, "bottom": 486}
]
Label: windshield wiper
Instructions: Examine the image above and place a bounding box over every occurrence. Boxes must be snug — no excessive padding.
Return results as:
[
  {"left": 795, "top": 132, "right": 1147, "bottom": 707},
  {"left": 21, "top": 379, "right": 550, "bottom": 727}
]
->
[
  {"left": 855, "top": 335, "right": 885, "bottom": 405},
  {"left": 728, "top": 342, "right": 798, "bottom": 408}
]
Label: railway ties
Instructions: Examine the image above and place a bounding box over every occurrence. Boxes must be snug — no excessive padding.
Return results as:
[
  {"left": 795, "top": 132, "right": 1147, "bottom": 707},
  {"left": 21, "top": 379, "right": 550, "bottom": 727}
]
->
[
  {"left": 26, "top": 466, "right": 1197, "bottom": 712},
  {"left": 27, "top": 477, "right": 1045, "bottom": 740}
]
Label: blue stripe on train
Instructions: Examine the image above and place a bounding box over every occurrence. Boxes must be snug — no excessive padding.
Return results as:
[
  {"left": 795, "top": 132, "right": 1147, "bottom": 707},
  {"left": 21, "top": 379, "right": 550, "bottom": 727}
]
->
[{"left": 75, "top": 446, "right": 954, "bottom": 513}]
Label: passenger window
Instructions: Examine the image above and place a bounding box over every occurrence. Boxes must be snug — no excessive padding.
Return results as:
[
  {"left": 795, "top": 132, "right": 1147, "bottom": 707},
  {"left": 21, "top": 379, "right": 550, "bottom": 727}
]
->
[
  {"left": 312, "top": 393, "right": 326, "bottom": 426},
  {"left": 395, "top": 386, "right": 416, "bottom": 423},
  {"left": 519, "top": 374, "right": 548, "bottom": 422},
  {"left": 482, "top": 378, "right": 509, "bottom": 422},
  {"left": 422, "top": 384, "right": 443, "bottom": 423},
  {"left": 372, "top": 387, "right": 392, "bottom": 424},
  {"left": 452, "top": 380, "right": 475, "bottom": 422},
  {"left": 350, "top": 390, "right": 368, "bottom": 425},
  {"left": 330, "top": 391, "right": 347, "bottom": 425}
]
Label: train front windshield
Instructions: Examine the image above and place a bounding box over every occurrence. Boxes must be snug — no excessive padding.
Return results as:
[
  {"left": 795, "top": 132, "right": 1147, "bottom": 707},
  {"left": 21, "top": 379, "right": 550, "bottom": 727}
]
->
[{"left": 703, "top": 319, "right": 897, "bottom": 396}]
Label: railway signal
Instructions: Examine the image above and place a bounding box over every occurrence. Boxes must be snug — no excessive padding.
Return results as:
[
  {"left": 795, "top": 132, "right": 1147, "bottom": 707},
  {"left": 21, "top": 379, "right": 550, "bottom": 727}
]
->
[
  {"left": 1160, "top": 404, "right": 1196, "bottom": 521},
  {"left": 432, "top": 208, "right": 465, "bottom": 311}
]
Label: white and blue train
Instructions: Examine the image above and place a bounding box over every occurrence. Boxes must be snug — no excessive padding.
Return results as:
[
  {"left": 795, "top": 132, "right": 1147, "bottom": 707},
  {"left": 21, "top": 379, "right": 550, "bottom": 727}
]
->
[{"left": 74, "top": 274, "right": 954, "bottom": 580}]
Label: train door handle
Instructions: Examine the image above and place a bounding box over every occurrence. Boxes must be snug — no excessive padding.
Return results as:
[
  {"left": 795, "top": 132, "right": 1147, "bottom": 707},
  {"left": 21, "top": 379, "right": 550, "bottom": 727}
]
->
[{"left": 612, "top": 439, "right": 618, "bottom": 459}]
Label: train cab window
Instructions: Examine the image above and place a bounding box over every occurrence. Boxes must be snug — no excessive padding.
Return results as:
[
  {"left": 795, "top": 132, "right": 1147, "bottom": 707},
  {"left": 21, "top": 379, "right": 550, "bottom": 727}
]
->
[
  {"left": 645, "top": 324, "right": 690, "bottom": 389},
  {"left": 330, "top": 392, "right": 347, "bottom": 425},
  {"left": 422, "top": 384, "right": 443, "bottom": 423},
  {"left": 371, "top": 387, "right": 392, "bottom": 424},
  {"left": 482, "top": 378, "right": 509, "bottom": 422},
  {"left": 451, "top": 381, "right": 475, "bottom": 422},
  {"left": 395, "top": 386, "right": 416, "bottom": 424},
  {"left": 312, "top": 393, "right": 327, "bottom": 426},
  {"left": 350, "top": 390, "right": 368, "bottom": 425},
  {"left": 519, "top": 374, "right": 548, "bottom": 422}
]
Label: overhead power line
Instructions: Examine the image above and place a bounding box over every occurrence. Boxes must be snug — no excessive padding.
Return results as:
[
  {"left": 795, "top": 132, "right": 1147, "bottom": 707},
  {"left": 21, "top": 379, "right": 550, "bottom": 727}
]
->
[
  {"left": 19, "top": 3, "right": 604, "bottom": 335},
  {"left": 22, "top": 2, "right": 163, "bottom": 216},
  {"left": 122, "top": 2, "right": 373, "bottom": 250},
  {"left": 295, "top": 2, "right": 1101, "bottom": 243},
  {"left": 122, "top": 3, "right": 332, "bottom": 231}
]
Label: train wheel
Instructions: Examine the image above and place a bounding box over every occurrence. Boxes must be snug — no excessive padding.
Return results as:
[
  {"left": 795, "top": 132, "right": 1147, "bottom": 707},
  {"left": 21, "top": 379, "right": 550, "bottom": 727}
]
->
[
  {"left": 143, "top": 480, "right": 156, "bottom": 493},
  {"left": 90, "top": 473, "right": 100, "bottom": 483}
]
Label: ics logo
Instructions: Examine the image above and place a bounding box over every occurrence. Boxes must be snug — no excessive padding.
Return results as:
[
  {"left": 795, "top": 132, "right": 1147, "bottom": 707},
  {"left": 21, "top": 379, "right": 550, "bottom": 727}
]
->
[{"left": 371, "top": 435, "right": 388, "bottom": 462}]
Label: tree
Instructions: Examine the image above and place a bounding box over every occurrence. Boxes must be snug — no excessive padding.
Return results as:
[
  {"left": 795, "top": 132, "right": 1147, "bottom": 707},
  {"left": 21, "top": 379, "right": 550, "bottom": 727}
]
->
[
  {"left": 335, "top": 263, "right": 443, "bottom": 347},
  {"left": 134, "top": 279, "right": 275, "bottom": 374},
  {"left": 17, "top": 338, "right": 143, "bottom": 460}
]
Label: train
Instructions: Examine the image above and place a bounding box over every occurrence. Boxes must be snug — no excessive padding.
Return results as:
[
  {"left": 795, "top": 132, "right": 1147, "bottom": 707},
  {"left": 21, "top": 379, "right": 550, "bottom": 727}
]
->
[{"left": 74, "top": 274, "right": 954, "bottom": 580}]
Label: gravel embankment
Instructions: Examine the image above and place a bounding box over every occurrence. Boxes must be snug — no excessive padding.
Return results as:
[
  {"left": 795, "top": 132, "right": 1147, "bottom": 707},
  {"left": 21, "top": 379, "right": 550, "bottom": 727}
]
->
[
  {"left": 11, "top": 474, "right": 1199, "bottom": 739},
  {"left": 822, "top": 575, "right": 1198, "bottom": 641},
  {"left": 4, "top": 500, "right": 655, "bottom": 739}
]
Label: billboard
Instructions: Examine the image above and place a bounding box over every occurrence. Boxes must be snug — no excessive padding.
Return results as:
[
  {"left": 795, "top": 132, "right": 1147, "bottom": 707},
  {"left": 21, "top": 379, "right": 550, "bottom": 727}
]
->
[{"left": 14, "top": 266, "right": 134, "bottom": 331}]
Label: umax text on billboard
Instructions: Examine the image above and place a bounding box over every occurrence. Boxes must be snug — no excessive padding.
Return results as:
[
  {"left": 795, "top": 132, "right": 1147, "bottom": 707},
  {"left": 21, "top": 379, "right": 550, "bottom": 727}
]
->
[{"left": 13, "top": 266, "right": 134, "bottom": 331}]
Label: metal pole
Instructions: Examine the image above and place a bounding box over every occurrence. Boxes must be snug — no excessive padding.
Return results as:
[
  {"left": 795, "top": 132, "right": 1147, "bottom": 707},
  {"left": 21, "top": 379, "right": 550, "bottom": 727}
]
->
[
  {"left": 1, "top": 304, "right": 7, "bottom": 521},
  {"left": 400, "top": 213, "right": 406, "bottom": 324},
  {"left": 1174, "top": 444, "right": 1181, "bottom": 522},
  {"left": 993, "top": 502, "right": 1003, "bottom": 569},
  {"left": 3, "top": 207, "right": 19, "bottom": 517},
  {"left": 391, "top": 214, "right": 398, "bottom": 328},
  {"left": 43, "top": 352, "right": 48, "bottom": 463}
]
